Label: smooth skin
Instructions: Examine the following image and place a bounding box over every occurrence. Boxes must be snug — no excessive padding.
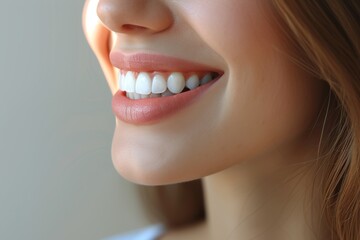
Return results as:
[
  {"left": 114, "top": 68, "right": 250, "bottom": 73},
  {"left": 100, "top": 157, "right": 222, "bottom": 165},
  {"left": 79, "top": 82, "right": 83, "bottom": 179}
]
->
[{"left": 83, "top": 0, "right": 328, "bottom": 239}]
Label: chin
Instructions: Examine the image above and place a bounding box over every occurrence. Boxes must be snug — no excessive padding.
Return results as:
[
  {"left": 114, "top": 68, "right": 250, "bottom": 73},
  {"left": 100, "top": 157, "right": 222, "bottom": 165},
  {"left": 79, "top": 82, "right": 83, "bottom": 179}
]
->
[
  {"left": 111, "top": 154, "right": 203, "bottom": 186},
  {"left": 110, "top": 130, "right": 191, "bottom": 186},
  {"left": 110, "top": 123, "right": 227, "bottom": 186},
  {"left": 111, "top": 153, "right": 177, "bottom": 186}
]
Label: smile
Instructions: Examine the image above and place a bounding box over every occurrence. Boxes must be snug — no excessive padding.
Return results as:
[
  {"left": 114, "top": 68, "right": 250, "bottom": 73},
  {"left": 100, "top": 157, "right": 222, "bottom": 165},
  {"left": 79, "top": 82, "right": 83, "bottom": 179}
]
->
[
  {"left": 119, "top": 70, "right": 220, "bottom": 99},
  {"left": 110, "top": 52, "right": 223, "bottom": 125}
]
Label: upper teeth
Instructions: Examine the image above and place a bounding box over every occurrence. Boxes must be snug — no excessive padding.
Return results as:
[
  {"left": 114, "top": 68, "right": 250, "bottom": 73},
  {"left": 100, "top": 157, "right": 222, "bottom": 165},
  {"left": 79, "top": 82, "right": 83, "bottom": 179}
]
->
[{"left": 118, "top": 71, "right": 217, "bottom": 96}]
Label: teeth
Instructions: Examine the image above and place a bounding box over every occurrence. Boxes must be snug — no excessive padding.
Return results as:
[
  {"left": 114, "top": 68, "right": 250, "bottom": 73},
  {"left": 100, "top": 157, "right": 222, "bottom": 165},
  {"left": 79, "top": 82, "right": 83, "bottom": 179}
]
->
[
  {"left": 161, "top": 89, "right": 174, "bottom": 97},
  {"left": 152, "top": 74, "right": 167, "bottom": 94},
  {"left": 133, "top": 93, "right": 141, "bottom": 100},
  {"left": 118, "top": 72, "right": 123, "bottom": 90},
  {"left": 150, "top": 93, "right": 161, "bottom": 98},
  {"left": 135, "top": 72, "right": 152, "bottom": 94},
  {"left": 119, "top": 70, "right": 219, "bottom": 99},
  {"left": 124, "top": 72, "right": 136, "bottom": 93},
  {"left": 185, "top": 74, "right": 200, "bottom": 90},
  {"left": 200, "top": 73, "right": 212, "bottom": 85},
  {"left": 167, "top": 72, "right": 185, "bottom": 94},
  {"left": 141, "top": 94, "right": 150, "bottom": 99},
  {"left": 126, "top": 92, "right": 135, "bottom": 99}
]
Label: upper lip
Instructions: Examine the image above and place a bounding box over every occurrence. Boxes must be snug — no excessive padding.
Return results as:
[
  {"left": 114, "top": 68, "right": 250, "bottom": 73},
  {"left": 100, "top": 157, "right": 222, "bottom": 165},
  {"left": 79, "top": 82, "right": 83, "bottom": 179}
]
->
[{"left": 110, "top": 51, "right": 223, "bottom": 73}]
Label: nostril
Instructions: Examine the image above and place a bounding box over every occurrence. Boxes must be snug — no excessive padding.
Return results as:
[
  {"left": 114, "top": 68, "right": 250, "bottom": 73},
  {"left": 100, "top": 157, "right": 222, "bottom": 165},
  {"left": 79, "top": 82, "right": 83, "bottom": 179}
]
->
[{"left": 122, "top": 24, "right": 148, "bottom": 31}]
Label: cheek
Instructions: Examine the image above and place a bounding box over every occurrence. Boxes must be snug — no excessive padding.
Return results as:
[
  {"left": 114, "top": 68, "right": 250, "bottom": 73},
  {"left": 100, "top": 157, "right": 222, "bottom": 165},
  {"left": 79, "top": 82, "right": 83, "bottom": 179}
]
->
[
  {"left": 218, "top": 63, "right": 326, "bottom": 165},
  {"left": 179, "top": 0, "right": 275, "bottom": 64},
  {"left": 181, "top": 1, "right": 326, "bottom": 162}
]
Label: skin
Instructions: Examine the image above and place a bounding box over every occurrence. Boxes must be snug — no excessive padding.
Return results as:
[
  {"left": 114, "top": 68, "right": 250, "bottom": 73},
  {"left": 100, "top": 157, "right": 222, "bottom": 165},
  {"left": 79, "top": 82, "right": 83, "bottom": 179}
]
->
[{"left": 83, "top": 0, "right": 328, "bottom": 239}]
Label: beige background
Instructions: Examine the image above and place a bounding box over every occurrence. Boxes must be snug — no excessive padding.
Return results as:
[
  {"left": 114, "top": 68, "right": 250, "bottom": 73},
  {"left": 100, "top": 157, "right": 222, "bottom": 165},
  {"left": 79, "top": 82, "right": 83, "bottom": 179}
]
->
[{"left": 0, "top": 1, "right": 150, "bottom": 239}]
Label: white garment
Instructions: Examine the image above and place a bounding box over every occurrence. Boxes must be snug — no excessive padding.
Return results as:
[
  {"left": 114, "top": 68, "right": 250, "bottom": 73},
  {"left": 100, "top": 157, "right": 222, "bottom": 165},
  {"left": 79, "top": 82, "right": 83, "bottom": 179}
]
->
[{"left": 103, "top": 224, "right": 166, "bottom": 240}]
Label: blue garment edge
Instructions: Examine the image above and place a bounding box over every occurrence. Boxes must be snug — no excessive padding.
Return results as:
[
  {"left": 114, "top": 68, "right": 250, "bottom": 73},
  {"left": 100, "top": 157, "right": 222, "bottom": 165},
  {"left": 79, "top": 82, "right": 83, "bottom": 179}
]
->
[{"left": 102, "top": 223, "right": 166, "bottom": 240}]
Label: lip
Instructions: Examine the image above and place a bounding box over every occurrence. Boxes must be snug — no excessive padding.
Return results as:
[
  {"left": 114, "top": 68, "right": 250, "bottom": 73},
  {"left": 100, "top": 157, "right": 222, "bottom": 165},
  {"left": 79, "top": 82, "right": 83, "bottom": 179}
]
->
[
  {"left": 110, "top": 52, "right": 223, "bottom": 125},
  {"left": 110, "top": 52, "right": 221, "bottom": 73}
]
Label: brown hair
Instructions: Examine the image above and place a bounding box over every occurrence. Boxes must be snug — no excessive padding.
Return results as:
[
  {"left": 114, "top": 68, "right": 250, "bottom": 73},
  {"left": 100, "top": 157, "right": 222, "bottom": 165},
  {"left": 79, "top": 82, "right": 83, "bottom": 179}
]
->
[
  {"left": 139, "top": 1, "right": 360, "bottom": 239},
  {"left": 271, "top": 1, "right": 360, "bottom": 239}
]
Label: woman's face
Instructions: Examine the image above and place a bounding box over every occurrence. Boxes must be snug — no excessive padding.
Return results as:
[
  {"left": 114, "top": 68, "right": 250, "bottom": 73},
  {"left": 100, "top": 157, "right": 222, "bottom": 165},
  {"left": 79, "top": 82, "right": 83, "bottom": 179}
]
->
[{"left": 83, "top": 0, "right": 326, "bottom": 185}]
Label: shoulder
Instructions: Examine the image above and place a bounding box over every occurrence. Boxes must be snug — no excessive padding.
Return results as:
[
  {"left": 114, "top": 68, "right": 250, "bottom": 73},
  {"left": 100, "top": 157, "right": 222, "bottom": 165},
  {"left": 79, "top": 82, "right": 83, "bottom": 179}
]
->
[{"left": 103, "top": 224, "right": 166, "bottom": 240}]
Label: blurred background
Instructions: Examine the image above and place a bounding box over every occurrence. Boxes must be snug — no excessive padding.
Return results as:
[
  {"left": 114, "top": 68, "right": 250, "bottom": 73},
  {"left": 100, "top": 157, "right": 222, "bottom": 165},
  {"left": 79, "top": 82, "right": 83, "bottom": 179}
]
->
[{"left": 0, "top": 1, "right": 150, "bottom": 239}]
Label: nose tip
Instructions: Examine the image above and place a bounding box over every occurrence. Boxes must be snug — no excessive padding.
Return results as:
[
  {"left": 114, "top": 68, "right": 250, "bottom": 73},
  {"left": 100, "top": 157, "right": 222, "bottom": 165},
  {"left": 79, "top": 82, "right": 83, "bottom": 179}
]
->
[{"left": 97, "top": 0, "right": 173, "bottom": 34}]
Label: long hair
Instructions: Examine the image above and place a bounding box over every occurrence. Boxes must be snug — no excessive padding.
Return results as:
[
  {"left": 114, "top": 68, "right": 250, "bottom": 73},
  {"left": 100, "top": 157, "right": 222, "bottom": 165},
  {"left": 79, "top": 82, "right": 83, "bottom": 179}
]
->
[
  {"left": 271, "top": 1, "right": 359, "bottom": 239},
  {"left": 139, "top": 1, "right": 360, "bottom": 239}
]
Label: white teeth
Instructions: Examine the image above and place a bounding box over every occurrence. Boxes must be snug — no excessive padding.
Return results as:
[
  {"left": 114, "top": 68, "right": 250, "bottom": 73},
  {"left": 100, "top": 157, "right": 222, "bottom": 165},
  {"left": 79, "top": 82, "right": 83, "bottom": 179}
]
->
[
  {"left": 167, "top": 72, "right": 185, "bottom": 94},
  {"left": 152, "top": 74, "right": 167, "bottom": 94},
  {"left": 133, "top": 93, "right": 141, "bottom": 100},
  {"left": 135, "top": 72, "right": 152, "bottom": 94},
  {"left": 127, "top": 92, "right": 135, "bottom": 99},
  {"left": 141, "top": 94, "right": 150, "bottom": 99},
  {"left": 185, "top": 74, "right": 200, "bottom": 90},
  {"left": 118, "top": 72, "right": 124, "bottom": 91},
  {"left": 200, "top": 73, "right": 212, "bottom": 85},
  {"left": 124, "top": 72, "right": 136, "bottom": 92},
  {"left": 120, "top": 70, "right": 218, "bottom": 99}
]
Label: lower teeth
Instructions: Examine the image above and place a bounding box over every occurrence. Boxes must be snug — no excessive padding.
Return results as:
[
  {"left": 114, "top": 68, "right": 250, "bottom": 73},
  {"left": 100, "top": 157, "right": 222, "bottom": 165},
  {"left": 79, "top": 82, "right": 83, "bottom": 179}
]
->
[{"left": 126, "top": 89, "right": 189, "bottom": 99}]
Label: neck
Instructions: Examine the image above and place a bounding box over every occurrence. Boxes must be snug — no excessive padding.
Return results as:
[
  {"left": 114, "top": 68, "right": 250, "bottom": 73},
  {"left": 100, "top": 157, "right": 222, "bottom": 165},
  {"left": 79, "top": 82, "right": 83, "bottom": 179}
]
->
[{"left": 202, "top": 133, "right": 325, "bottom": 240}]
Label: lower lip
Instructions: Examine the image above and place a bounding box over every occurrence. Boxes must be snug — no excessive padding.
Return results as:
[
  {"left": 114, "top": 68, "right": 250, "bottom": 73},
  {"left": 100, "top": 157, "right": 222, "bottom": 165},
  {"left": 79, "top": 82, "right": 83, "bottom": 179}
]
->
[{"left": 112, "top": 79, "right": 219, "bottom": 125}]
